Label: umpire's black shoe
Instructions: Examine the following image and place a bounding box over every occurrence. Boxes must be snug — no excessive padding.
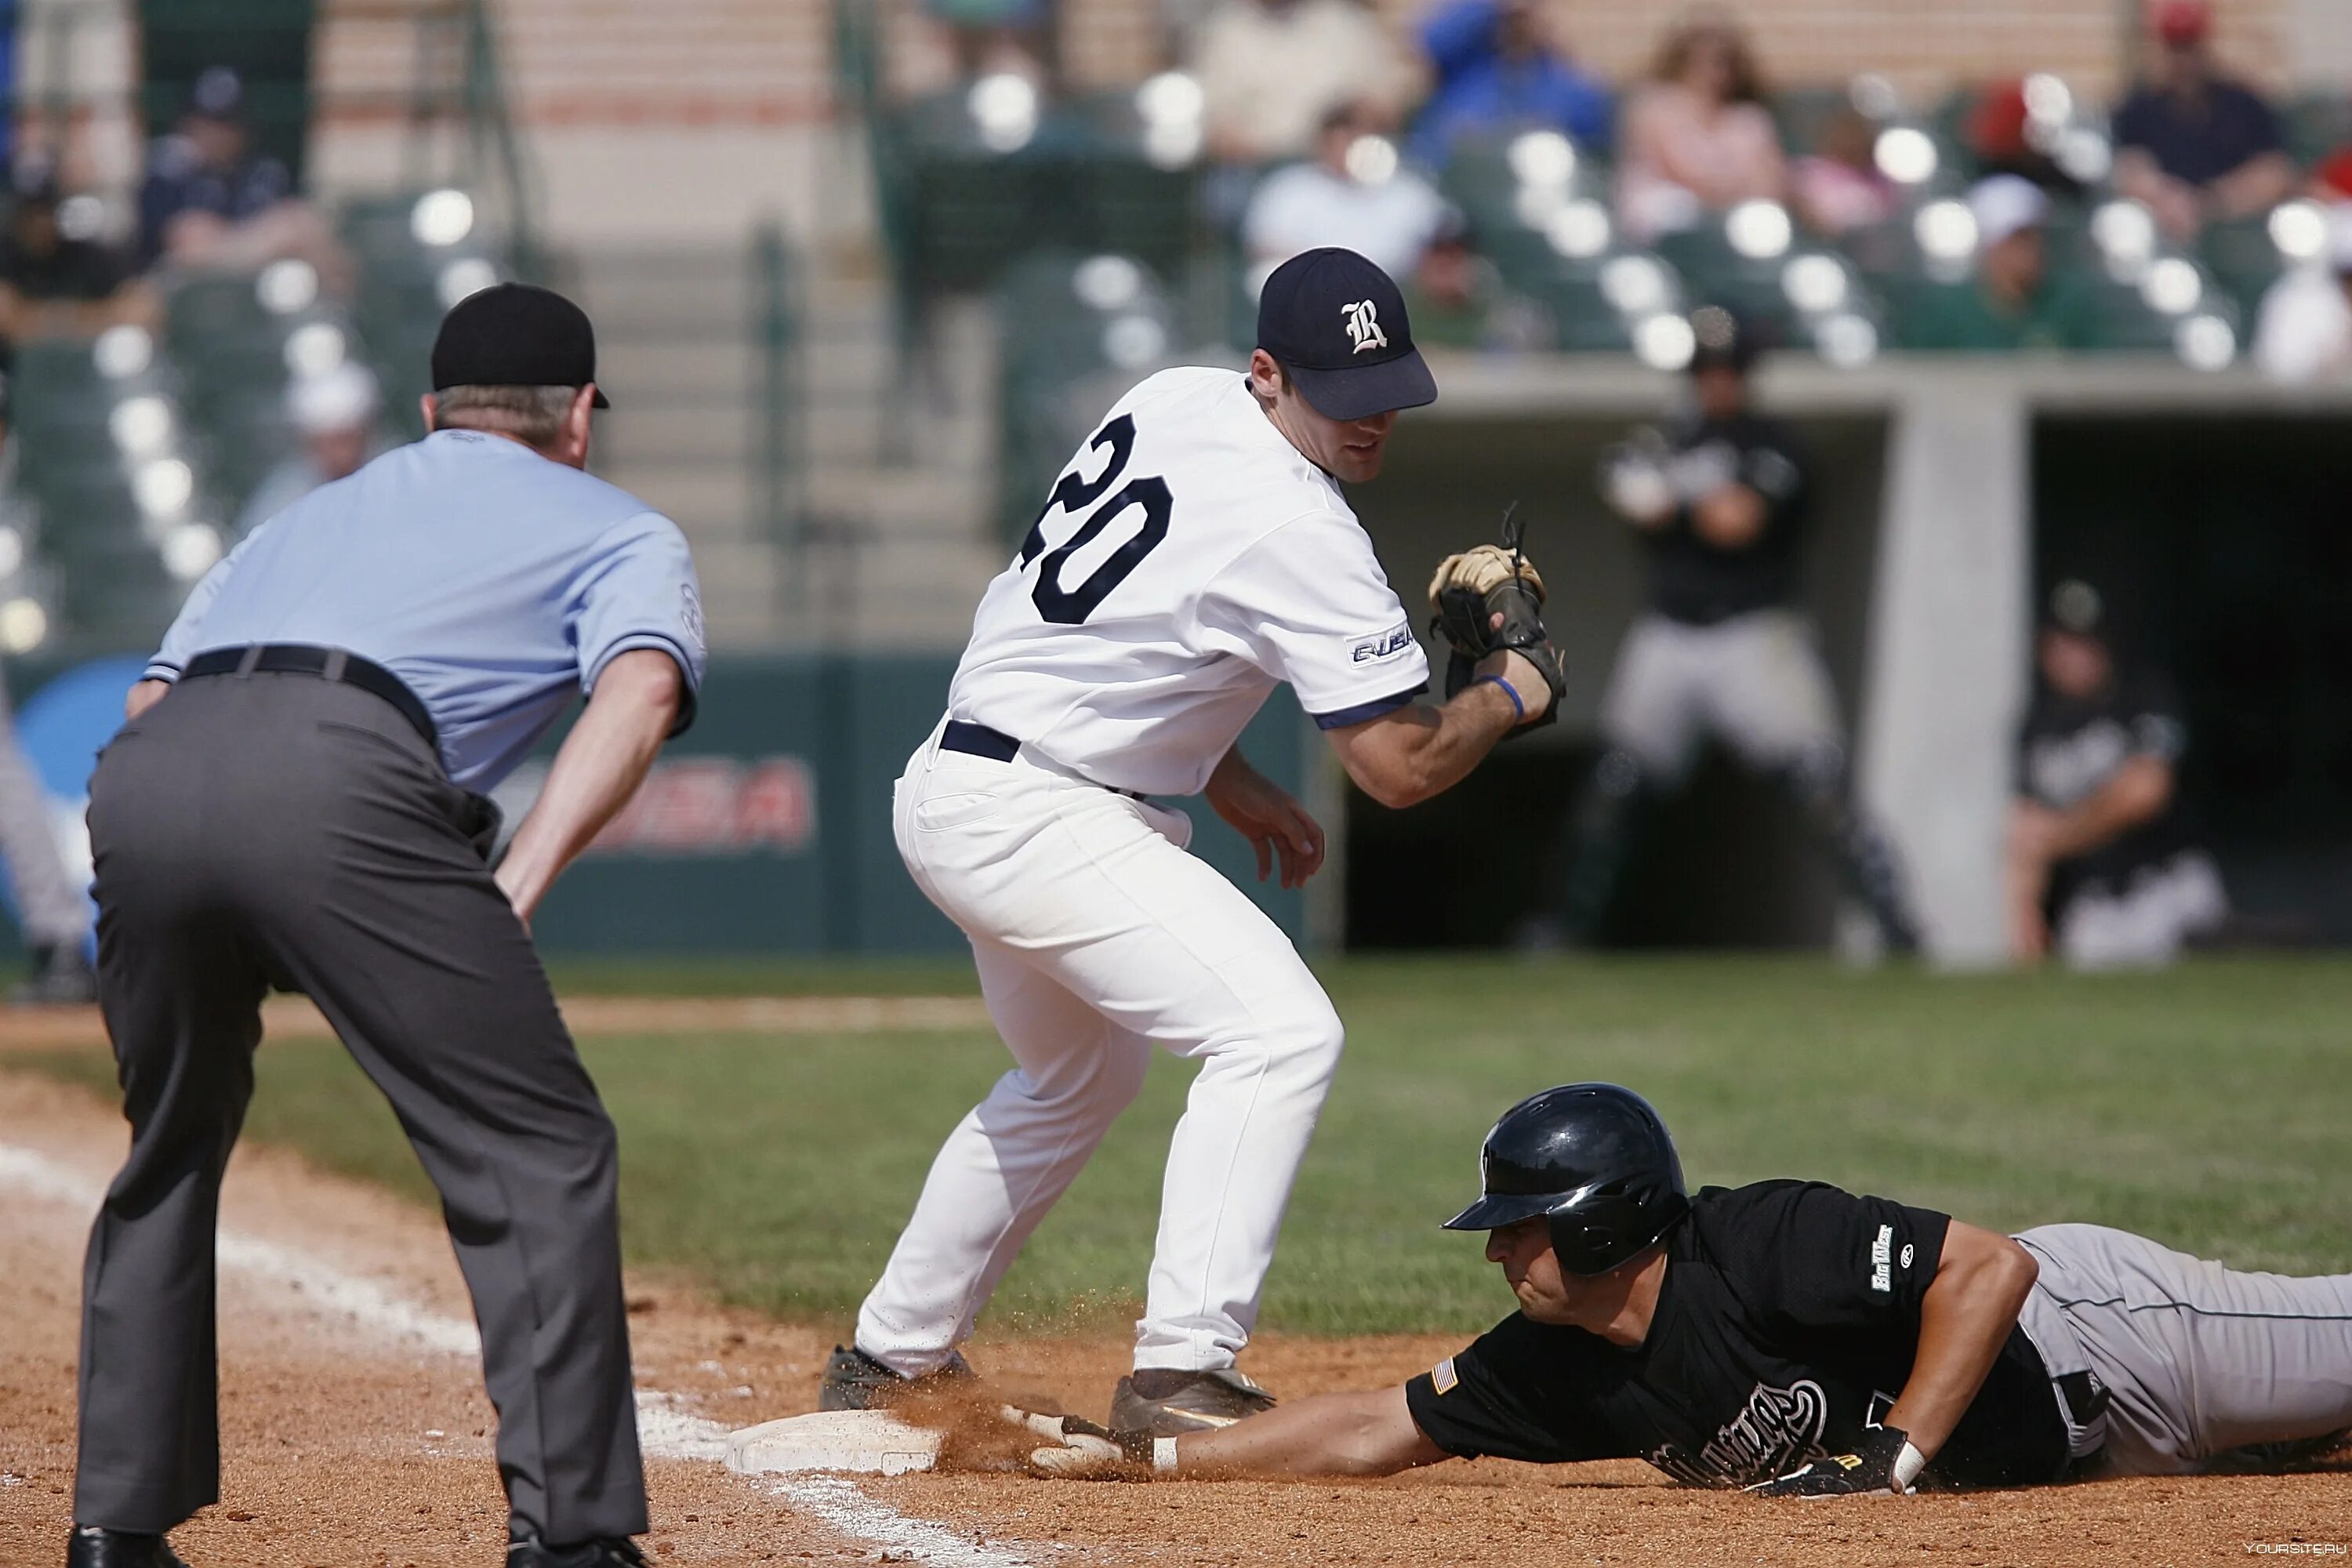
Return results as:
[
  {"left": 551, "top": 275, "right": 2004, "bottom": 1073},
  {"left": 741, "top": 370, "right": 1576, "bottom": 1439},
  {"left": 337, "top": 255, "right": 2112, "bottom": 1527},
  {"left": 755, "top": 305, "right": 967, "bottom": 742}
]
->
[
  {"left": 818, "top": 1343, "right": 975, "bottom": 1410},
  {"left": 1109, "top": 1367, "right": 1276, "bottom": 1439},
  {"left": 506, "top": 1535, "right": 647, "bottom": 1568},
  {"left": 65, "top": 1526, "right": 191, "bottom": 1568}
]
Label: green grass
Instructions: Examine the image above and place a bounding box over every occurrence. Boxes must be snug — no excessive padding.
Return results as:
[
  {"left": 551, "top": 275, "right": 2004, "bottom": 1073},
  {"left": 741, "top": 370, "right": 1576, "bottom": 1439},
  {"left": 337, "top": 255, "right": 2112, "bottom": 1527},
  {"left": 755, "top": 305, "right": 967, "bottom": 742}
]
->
[{"left": 23, "top": 956, "right": 2352, "bottom": 1340}]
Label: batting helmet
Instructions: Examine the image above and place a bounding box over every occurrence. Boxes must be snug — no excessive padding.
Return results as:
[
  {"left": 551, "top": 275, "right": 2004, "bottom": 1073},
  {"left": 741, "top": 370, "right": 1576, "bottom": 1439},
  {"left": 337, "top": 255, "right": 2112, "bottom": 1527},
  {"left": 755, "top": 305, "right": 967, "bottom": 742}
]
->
[{"left": 1440, "top": 1083, "right": 1690, "bottom": 1276}]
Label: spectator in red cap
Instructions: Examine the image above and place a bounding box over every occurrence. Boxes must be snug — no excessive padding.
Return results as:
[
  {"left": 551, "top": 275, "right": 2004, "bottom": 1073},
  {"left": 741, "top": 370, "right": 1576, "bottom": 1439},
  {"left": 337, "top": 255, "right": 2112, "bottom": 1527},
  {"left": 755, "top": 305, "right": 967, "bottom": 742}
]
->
[
  {"left": 1962, "top": 78, "right": 2085, "bottom": 198},
  {"left": 2111, "top": 0, "right": 2294, "bottom": 241}
]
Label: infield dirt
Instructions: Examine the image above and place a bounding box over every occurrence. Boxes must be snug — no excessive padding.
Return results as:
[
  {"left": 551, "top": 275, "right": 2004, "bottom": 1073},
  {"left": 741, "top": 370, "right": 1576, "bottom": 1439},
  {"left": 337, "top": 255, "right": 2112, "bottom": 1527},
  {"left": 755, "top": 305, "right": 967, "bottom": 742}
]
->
[{"left": 2, "top": 1057, "right": 2344, "bottom": 1568}]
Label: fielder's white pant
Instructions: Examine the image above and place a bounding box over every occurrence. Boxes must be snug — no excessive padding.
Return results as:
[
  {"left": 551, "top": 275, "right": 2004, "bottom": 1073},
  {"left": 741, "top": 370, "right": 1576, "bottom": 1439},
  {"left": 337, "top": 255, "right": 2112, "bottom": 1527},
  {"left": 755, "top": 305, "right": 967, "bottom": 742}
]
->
[{"left": 856, "top": 721, "right": 1344, "bottom": 1376}]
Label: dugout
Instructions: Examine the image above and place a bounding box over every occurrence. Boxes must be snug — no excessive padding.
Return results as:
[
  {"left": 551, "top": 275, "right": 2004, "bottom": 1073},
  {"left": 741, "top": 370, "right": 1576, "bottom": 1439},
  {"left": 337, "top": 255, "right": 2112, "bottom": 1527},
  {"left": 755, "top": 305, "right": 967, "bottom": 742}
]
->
[{"left": 1335, "top": 354, "right": 2352, "bottom": 958}]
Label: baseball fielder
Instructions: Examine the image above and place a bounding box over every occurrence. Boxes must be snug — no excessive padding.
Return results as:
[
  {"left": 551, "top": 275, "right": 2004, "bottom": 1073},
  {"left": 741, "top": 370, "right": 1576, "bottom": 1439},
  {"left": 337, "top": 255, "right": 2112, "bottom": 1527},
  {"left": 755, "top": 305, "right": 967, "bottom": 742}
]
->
[
  {"left": 1024, "top": 1083, "right": 2352, "bottom": 1489},
  {"left": 1526, "top": 306, "right": 1920, "bottom": 953},
  {"left": 825, "top": 248, "right": 1569, "bottom": 1439}
]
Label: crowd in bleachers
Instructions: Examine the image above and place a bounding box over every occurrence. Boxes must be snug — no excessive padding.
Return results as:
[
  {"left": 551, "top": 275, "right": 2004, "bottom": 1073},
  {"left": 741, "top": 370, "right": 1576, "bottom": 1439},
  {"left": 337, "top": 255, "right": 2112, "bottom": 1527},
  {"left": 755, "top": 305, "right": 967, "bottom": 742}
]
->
[
  {"left": 893, "top": 0, "right": 2352, "bottom": 379},
  {"left": 0, "top": 61, "right": 506, "bottom": 653}
]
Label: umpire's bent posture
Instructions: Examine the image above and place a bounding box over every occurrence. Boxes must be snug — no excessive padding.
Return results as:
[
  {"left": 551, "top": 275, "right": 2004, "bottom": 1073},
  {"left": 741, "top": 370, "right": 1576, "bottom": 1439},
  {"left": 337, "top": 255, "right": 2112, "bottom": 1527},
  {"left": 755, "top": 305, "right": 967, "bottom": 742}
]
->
[{"left": 70, "top": 285, "right": 706, "bottom": 1568}]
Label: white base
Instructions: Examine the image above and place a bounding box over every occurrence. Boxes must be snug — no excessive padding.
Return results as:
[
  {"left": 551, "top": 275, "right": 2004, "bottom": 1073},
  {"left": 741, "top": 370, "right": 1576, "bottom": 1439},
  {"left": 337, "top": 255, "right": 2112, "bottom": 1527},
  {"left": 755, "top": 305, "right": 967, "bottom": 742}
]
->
[{"left": 724, "top": 1410, "right": 946, "bottom": 1476}]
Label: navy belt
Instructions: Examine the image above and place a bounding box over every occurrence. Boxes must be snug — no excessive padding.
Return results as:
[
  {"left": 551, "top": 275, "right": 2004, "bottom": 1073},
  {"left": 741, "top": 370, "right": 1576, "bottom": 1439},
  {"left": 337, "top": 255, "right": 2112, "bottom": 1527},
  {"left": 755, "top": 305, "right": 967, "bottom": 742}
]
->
[
  {"left": 182, "top": 644, "right": 437, "bottom": 750},
  {"left": 941, "top": 719, "right": 1021, "bottom": 762},
  {"left": 941, "top": 719, "right": 1145, "bottom": 799}
]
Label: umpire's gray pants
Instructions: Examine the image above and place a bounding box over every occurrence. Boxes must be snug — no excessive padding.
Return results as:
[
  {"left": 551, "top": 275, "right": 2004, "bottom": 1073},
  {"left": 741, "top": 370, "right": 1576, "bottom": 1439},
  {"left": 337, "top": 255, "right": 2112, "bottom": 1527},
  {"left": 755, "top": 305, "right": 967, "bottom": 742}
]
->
[
  {"left": 74, "top": 672, "right": 646, "bottom": 1542},
  {"left": 2015, "top": 1224, "right": 2352, "bottom": 1475}
]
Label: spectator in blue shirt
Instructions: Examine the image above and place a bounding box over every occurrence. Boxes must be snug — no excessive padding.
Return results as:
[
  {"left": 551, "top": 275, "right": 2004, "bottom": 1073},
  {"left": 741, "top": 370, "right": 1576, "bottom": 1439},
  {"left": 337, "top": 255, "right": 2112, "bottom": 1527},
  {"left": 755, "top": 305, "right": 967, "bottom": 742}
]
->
[
  {"left": 137, "top": 66, "right": 352, "bottom": 289},
  {"left": 1411, "top": 0, "right": 1613, "bottom": 169},
  {"left": 2111, "top": 0, "right": 2295, "bottom": 242}
]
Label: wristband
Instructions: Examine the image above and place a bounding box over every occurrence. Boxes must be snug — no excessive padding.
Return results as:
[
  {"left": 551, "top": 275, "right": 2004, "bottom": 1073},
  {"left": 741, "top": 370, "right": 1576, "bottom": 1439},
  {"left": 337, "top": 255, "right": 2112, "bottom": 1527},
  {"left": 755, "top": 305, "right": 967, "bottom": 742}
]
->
[
  {"left": 1472, "top": 673, "right": 1524, "bottom": 721},
  {"left": 1152, "top": 1436, "right": 1179, "bottom": 1473}
]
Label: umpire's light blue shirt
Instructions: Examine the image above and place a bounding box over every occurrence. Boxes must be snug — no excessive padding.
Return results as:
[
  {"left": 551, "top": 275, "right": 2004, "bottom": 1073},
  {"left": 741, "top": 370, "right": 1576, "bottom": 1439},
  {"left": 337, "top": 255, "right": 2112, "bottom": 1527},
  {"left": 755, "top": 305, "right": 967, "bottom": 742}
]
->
[{"left": 148, "top": 428, "right": 708, "bottom": 790}]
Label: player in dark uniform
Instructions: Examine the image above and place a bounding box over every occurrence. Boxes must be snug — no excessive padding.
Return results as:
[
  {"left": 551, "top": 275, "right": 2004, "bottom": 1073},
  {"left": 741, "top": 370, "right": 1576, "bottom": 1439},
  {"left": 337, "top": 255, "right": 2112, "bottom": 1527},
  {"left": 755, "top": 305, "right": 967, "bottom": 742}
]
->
[
  {"left": 1522, "top": 306, "right": 1920, "bottom": 953},
  {"left": 2009, "top": 580, "right": 2224, "bottom": 967},
  {"left": 1023, "top": 1083, "right": 2352, "bottom": 1490}
]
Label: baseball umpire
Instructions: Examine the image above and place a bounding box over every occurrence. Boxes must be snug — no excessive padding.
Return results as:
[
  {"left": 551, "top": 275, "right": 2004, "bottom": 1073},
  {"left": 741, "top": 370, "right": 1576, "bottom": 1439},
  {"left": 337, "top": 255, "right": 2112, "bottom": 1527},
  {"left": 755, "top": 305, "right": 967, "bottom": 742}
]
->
[
  {"left": 1521, "top": 306, "right": 1921, "bottom": 953},
  {"left": 1025, "top": 1083, "right": 2352, "bottom": 1488},
  {"left": 67, "top": 284, "right": 706, "bottom": 1568}
]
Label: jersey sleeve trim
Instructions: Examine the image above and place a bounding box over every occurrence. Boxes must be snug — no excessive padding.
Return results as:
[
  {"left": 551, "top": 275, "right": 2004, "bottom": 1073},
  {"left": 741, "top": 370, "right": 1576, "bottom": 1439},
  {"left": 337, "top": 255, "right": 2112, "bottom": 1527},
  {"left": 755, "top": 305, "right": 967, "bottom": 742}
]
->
[
  {"left": 1309, "top": 681, "right": 1428, "bottom": 730},
  {"left": 586, "top": 632, "right": 701, "bottom": 737},
  {"left": 1403, "top": 1370, "right": 1486, "bottom": 1459},
  {"left": 142, "top": 659, "right": 182, "bottom": 683}
]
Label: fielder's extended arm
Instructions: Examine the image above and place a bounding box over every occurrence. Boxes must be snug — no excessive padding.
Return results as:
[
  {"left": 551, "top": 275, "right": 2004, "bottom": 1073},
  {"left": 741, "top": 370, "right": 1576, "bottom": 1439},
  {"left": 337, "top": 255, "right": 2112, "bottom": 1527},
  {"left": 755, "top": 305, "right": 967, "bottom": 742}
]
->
[
  {"left": 1323, "top": 657, "right": 1537, "bottom": 810},
  {"left": 494, "top": 648, "right": 681, "bottom": 924}
]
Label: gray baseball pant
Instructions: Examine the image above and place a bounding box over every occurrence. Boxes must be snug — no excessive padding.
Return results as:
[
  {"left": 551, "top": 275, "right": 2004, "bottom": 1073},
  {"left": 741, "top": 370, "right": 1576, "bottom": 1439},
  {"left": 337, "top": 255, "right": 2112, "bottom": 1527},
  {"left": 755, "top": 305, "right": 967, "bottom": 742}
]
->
[
  {"left": 2015, "top": 1223, "right": 2352, "bottom": 1475},
  {"left": 74, "top": 670, "right": 647, "bottom": 1543},
  {"left": 0, "top": 662, "right": 94, "bottom": 949}
]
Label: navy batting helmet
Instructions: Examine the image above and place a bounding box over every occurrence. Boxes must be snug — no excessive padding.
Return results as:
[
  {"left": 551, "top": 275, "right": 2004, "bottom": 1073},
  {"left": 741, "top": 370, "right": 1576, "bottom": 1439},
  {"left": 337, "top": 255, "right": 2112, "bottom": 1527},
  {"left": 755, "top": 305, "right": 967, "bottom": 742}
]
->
[{"left": 1441, "top": 1083, "right": 1690, "bottom": 1275}]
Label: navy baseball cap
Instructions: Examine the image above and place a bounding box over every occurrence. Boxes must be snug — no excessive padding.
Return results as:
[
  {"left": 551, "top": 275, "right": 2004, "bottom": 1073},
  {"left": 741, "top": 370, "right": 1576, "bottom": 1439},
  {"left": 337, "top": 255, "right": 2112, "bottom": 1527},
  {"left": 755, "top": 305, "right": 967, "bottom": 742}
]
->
[
  {"left": 1256, "top": 248, "right": 1437, "bottom": 422},
  {"left": 431, "top": 282, "right": 610, "bottom": 408}
]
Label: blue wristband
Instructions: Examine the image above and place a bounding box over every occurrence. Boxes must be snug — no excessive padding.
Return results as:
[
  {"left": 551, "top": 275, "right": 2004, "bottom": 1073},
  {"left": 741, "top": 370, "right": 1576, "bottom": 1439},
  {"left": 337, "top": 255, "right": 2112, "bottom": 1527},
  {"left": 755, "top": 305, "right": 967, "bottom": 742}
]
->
[{"left": 1473, "top": 673, "right": 1524, "bottom": 720}]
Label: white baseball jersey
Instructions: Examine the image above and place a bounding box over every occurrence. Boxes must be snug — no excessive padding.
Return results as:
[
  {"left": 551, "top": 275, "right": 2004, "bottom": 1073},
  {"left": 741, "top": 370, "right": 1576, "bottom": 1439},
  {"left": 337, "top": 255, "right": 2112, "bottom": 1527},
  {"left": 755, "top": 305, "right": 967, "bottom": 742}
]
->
[{"left": 948, "top": 366, "right": 1430, "bottom": 797}]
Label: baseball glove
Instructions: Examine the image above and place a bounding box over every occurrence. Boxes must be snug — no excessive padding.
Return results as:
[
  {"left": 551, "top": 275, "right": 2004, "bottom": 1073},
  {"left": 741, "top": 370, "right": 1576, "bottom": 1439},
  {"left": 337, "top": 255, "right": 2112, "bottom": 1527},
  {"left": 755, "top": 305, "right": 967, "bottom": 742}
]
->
[{"left": 1426, "top": 505, "right": 1569, "bottom": 729}]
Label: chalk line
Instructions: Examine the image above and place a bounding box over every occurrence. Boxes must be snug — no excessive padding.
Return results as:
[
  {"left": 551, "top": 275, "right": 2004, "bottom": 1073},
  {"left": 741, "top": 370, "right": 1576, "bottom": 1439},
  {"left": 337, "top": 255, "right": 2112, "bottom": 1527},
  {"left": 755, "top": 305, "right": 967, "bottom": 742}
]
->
[{"left": 1, "top": 1142, "right": 1033, "bottom": 1566}]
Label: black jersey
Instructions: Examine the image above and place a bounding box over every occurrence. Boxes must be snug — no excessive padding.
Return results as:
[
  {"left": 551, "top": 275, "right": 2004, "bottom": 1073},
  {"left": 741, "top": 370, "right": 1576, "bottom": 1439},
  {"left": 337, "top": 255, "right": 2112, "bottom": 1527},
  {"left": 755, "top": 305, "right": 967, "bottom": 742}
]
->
[
  {"left": 1639, "top": 412, "right": 1807, "bottom": 626},
  {"left": 1404, "top": 1181, "right": 2067, "bottom": 1490},
  {"left": 2016, "top": 671, "right": 2192, "bottom": 896}
]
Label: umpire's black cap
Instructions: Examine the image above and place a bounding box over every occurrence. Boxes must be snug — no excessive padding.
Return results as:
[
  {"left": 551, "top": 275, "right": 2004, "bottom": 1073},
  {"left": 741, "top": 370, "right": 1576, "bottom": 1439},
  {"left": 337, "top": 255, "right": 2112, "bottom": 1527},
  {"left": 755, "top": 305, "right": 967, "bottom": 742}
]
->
[
  {"left": 1256, "top": 248, "right": 1438, "bottom": 422},
  {"left": 431, "top": 282, "right": 611, "bottom": 408}
]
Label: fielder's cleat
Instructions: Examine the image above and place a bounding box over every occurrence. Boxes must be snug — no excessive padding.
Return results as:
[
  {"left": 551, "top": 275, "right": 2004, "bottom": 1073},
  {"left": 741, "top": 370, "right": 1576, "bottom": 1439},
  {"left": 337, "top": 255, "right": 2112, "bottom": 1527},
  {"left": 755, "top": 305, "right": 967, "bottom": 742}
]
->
[
  {"left": 65, "top": 1526, "right": 191, "bottom": 1568},
  {"left": 506, "top": 1534, "right": 648, "bottom": 1568},
  {"left": 1109, "top": 1367, "right": 1276, "bottom": 1439},
  {"left": 818, "top": 1343, "right": 974, "bottom": 1411}
]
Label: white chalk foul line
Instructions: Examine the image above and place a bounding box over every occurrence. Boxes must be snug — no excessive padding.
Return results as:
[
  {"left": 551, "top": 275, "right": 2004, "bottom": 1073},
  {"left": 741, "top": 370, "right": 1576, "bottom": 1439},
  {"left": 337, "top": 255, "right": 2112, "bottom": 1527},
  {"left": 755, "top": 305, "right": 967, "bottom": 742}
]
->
[{"left": 0, "top": 1142, "right": 1033, "bottom": 1567}]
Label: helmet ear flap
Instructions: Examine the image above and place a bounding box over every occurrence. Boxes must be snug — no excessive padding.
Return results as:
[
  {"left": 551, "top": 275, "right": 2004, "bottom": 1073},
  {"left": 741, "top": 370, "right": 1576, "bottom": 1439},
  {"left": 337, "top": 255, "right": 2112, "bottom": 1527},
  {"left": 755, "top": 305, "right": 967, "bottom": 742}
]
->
[{"left": 1544, "top": 1179, "right": 1692, "bottom": 1276}]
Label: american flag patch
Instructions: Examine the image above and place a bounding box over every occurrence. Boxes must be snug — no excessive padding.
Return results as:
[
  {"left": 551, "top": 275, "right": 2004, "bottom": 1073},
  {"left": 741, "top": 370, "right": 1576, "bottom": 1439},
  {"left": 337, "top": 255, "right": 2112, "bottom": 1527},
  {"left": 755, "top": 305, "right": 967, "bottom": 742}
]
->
[{"left": 1432, "top": 1356, "right": 1459, "bottom": 1395}]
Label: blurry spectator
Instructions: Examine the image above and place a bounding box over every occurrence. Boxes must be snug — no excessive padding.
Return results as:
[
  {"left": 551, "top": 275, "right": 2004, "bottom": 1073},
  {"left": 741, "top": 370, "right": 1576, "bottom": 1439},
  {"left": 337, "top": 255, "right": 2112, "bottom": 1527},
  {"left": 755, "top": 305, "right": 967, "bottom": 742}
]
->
[
  {"left": 1895, "top": 176, "right": 2098, "bottom": 350},
  {"left": 1964, "top": 78, "right": 2087, "bottom": 198},
  {"left": 2252, "top": 205, "right": 2352, "bottom": 384},
  {"left": 2314, "top": 147, "right": 2352, "bottom": 205},
  {"left": 0, "top": 154, "right": 159, "bottom": 343},
  {"left": 2111, "top": 0, "right": 2294, "bottom": 243},
  {"left": 234, "top": 362, "right": 381, "bottom": 539},
  {"left": 1244, "top": 100, "right": 1461, "bottom": 289},
  {"left": 2009, "top": 579, "right": 2225, "bottom": 968},
  {"left": 138, "top": 67, "right": 352, "bottom": 290},
  {"left": 1616, "top": 13, "right": 1785, "bottom": 244},
  {"left": 927, "top": 0, "right": 1051, "bottom": 84},
  {"left": 1192, "top": 0, "right": 1415, "bottom": 166},
  {"left": 1410, "top": 0, "right": 1613, "bottom": 169},
  {"left": 1790, "top": 107, "right": 1896, "bottom": 235}
]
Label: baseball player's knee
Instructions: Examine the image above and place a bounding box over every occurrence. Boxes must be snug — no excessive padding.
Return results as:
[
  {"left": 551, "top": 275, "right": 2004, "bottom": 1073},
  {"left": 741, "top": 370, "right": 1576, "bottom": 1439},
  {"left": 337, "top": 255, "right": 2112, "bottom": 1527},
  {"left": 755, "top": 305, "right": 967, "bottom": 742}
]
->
[
  {"left": 1592, "top": 746, "right": 1653, "bottom": 800},
  {"left": 1261, "top": 996, "right": 1346, "bottom": 1091},
  {"left": 999, "top": 1043, "right": 1151, "bottom": 1120}
]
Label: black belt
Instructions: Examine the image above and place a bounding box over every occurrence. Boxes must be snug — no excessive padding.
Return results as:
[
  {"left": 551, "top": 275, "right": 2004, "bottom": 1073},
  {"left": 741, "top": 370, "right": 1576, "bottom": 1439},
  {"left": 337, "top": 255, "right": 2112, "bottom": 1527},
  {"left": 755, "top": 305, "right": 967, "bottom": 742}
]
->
[
  {"left": 941, "top": 719, "right": 1145, "bottom": 799},
  {"left": 182, "top": 644, "right": 437, "bottom": 750}
]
